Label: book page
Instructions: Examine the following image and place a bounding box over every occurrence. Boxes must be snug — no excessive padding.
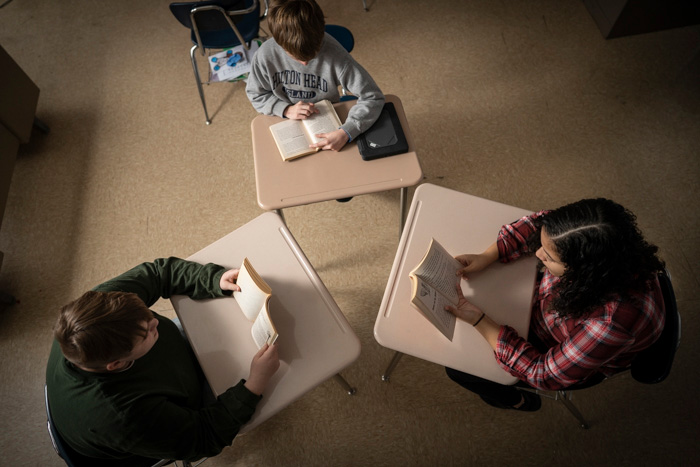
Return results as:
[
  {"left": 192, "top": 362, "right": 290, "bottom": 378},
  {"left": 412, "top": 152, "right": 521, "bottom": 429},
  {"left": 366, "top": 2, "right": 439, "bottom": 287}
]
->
[
  {"left": 303, "top": 100, "right": 342, "bottom": 144},
  {"left": 410, "top": 238, "right": 462, "bottom": 304},
  {"left": 233, "top": 258, "right": 272, "bottom": 321},
  {"left": 239, "top": 258, "right": 272, "bottom": 294},
  {"left": 270, "top": 120, "right": 315, "bottom": 160},
  {"left": 251, "top": 298, "right": 278, "bottom": 348},
  {"left": 410, "top": 275, "right": 456, "bottom": 340}
]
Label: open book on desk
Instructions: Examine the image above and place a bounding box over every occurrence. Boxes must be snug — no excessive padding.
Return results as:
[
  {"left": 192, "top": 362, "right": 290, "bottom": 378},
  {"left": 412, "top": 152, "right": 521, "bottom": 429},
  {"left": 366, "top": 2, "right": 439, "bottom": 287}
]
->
[
  {"left": 232, "top": 257, "right": 279, "bottom": 348},
  {"left": 269, "top": 99, "right": 342, "bottom": 161},
  {"left": 409, "top": 238, "right": 463, "bottom": 341}
]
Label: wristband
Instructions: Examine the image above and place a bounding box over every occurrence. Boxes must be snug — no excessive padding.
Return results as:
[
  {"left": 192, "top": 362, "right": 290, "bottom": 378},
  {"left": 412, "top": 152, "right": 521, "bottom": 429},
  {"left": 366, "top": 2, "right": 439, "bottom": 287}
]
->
[
  {"left": 473, "top": 312, "right": 485, "bottom": 327},
  {"left": 340, "top": 128, "right": 352, "bottom": 142}
]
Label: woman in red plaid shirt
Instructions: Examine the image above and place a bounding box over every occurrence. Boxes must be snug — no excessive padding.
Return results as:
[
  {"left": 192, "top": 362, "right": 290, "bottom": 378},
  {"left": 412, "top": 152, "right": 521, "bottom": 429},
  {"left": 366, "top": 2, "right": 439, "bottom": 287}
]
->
[{"left": 445, "top": 198, "right": 666, "bottom": 411}]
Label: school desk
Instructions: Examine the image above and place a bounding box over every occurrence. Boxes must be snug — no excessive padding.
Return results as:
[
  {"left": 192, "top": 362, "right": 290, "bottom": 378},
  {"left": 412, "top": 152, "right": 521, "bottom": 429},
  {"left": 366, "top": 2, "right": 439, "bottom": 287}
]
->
[
  {"left": 251, "top": 94, "right": 422, "bottom": 236},
  {"left": 374, "top": 183, "right": 539, "bottom": 384},
  {"left": 171, "top": 212, "right": 361, "bottom": 433}
]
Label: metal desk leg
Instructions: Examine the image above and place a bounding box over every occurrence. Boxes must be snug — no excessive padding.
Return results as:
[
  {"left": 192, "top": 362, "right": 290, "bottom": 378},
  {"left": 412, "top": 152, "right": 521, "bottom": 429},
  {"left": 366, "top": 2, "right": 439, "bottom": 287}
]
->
[
  {"left": 399, "top": 187, "right": 408, "bottom": 238},
  {"left": 381, "top": 351, "right": 404, "bottom": 382},
  {"left": 333, "top": 374, "right": 356, "bottom": 395},
  {"left": 275, "top": 208, "right": 286, "bottom": 224},
  {"left": 0, "top": 292, "right": 16, "bottom": 306},
  {"left": 33, "top": 117, "right": 50, "bottom": 134}
]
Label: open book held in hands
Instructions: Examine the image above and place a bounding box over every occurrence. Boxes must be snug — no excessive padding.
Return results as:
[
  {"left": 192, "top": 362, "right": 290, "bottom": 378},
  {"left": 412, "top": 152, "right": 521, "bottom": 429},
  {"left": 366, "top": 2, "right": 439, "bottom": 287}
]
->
[
  {"left": 232, "top": 258, "right": 279, "bottom": 348},
  {"left": 269, "top": 99, "right": 342, "bottom": 161},
  {"left": 409, "top": 238, "right": 463, "bottom": 341}
]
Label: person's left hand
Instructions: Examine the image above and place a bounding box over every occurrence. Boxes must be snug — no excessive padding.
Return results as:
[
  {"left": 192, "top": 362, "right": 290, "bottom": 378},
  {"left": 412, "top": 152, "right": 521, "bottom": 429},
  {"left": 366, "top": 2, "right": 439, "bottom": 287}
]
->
[
  {"left": 220, "top": 269, "right": 240, "bottom": 292},
  {"left": 310, "top": 129, "right": 349, "bottom": 151},
  {"left": 444, "top": 285, "right": 485, "bottom": 325}
]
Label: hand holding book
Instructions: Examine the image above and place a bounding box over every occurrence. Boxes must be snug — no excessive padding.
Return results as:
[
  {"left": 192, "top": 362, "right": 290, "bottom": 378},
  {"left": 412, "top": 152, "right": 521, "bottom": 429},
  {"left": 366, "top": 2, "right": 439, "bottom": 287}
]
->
[
  {"left": 454, "top": 242, "right": 500, "bottom": 278},
  {"left": 232, "top": 258, "right": 279, "bottom": 348},
  {"left": 410, "top": 238, "right": 498, "bottom": 339},
  {"left": 219, "top": 268, "right": 242, "bottom": 293},
  {"left": 244, "top": 342, "right": 280, "bottom": 396},
  {"left": 443, "top": 283, "right": 487, "bottom": 326},
  {"left": 270, "top": 99, "right": 343, "bottom": 161},
  {"left": 409, "top": 238, "right": 463, "bottom": 340},
  {"left": 283, "top": 101, "right": 319, "bottom": 119}
]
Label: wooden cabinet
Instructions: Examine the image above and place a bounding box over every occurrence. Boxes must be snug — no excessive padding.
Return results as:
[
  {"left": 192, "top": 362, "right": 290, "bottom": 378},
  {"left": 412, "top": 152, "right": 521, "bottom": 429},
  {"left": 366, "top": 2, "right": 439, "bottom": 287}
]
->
[
  {"left": 0, "top": 45, "right": 41, "bottom": 273},
  {"left": 584, "top": 0, "right": 700, "bottom": 38}
]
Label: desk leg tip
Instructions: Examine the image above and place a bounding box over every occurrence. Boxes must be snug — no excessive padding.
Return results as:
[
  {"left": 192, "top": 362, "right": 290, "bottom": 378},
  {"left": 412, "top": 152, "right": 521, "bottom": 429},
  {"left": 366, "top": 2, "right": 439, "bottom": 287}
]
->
[{"left": 0, "top": 292, "right": 16, "bottom": 306}]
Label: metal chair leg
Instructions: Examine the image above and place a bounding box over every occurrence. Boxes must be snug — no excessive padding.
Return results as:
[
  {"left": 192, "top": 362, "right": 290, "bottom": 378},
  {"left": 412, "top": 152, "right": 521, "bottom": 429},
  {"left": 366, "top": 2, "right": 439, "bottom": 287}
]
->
[
  {"left": 381, "top": 351, "right": 404, "bottom": 382},
  {"left": 33, "top": 117, "right": 50, "bottom": 134},
  {"left": 518, "top": 387, "right": 591, "bottom": 429},
  {"left": 333, "top": 374, "right": 356, "bottom": 395},
  {"left": 557, "top": 390, "right": 590, "bottom": 429},
  {"left": 165, "top": 458, "right": 207, "bottom": 467},
  {"left": 190, "top": 45, "right": 211, "bottom": 125}
]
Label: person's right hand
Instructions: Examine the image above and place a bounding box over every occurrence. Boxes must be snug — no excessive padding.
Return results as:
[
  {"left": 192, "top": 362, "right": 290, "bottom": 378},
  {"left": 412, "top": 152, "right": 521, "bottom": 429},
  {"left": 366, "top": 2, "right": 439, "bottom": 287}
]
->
[
  {"left": 244, "top": 343, "right": 280, "bottom": 396},
  {"left": 283, "top": 101, "right": 318, "bottom": 120},
  {"left": 455, "top": 253, "right": 492, "bottom": 277}
]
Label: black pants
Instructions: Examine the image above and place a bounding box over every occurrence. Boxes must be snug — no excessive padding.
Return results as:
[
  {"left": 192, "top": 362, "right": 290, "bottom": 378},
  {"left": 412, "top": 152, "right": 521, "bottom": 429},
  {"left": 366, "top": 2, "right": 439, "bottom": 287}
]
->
[
  {"left": 445, "top": 329, "right": 548, "bottom": 406},
  {"left": 446, "top": 323, "right": 607, "bottom": 406},
  {"left": 445, "top": 367, "right": 532, "bottom": 406}
]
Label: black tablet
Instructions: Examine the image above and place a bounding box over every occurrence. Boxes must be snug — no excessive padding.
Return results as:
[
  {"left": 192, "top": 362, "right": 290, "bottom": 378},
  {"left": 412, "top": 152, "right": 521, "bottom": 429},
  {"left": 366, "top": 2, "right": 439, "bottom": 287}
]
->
[{"left": 357, "top": 102, "right": 409, "bottom": 161}]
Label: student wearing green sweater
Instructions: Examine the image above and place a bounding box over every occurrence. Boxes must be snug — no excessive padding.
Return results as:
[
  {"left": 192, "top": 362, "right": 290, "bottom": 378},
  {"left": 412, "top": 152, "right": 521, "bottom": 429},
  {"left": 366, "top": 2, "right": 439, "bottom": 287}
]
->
[{"left": 46, "top": 257, "right": 279, "bottom": 464}]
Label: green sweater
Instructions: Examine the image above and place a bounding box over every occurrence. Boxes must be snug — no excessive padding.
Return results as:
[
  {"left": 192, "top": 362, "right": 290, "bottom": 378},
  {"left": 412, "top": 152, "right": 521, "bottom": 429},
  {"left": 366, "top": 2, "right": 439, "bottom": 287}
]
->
[{"left": 46, "top": 257, "right": 261, "bottom": 462}]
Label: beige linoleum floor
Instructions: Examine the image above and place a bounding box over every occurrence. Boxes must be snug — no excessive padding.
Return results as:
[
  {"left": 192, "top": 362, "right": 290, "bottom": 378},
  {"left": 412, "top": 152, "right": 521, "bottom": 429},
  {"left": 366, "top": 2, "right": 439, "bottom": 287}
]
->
[{"left": 1, "top": 1, "right": 699, "bottom": 465}]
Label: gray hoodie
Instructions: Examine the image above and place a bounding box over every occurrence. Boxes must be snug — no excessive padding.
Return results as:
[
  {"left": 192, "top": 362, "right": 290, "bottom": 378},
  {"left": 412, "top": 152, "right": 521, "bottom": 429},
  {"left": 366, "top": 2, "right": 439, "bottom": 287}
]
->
[{"left": 246, "top": 33, "right": 385, "bottom": 140}]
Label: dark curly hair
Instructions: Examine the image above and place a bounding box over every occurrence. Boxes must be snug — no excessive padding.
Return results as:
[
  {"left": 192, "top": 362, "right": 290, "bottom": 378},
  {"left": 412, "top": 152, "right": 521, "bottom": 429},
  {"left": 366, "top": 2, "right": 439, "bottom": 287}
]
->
[{"left": 527, "top": 198, "right": 664, "bottom": 318}]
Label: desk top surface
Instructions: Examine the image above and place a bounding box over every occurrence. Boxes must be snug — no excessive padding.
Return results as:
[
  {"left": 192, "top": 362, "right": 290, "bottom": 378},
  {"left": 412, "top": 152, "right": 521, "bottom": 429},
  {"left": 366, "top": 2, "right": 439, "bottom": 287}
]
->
[
  {"left": 171, "top": 212, "right": 360, "bottom": 432},
  {"left": 374, "top": 184, "right": 538, "bottom": 384},
  {"left": 251, "top": 94, "right": 423, "bottom": 210}
]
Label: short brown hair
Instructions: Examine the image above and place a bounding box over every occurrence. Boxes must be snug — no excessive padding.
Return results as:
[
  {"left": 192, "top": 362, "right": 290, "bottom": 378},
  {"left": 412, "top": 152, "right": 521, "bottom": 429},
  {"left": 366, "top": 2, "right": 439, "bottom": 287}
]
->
[
  {"left": 54, "top": 291, "right": 153, "bottom": 369},
  {"left": 268, "top": 0, "right": 325, "bottom": 62}
]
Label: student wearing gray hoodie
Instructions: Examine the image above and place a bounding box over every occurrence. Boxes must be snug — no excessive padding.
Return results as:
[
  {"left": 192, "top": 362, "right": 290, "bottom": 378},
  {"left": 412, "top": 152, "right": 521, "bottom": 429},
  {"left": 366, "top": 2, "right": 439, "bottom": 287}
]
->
[{"left": 246, "top": 0, "right": 384, "bottom": 152}]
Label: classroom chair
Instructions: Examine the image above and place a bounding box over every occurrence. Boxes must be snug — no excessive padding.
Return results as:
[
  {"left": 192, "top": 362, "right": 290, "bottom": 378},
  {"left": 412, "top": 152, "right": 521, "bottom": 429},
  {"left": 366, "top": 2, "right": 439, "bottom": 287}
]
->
[
  {"left": 170, "top": 0, "right": 268, "bottom": 124},
  {"left": 519, "top": 269, "right": 681, "bottom": 429},
  {"left": 44, "top": 385, "right": 204, "bottom": 467},
  {"left": 325, "top": 25, "right": 355, "bottom": 100},
  {"left": 325, "top": 25, "right": 354, "bottom": 53}
]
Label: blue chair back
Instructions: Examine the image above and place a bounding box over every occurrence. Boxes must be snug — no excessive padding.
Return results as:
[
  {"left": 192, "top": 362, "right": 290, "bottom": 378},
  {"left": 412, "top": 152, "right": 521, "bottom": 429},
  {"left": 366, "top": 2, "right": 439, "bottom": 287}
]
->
[
  {"left": 170, "top": 0, "right": 261, "bottom": 48},
  {"left": 325, "top": 25, "right": 354, "bottom": 53},
  {"left": 631, "top": 270, "right": 681, "bottom": 384}
]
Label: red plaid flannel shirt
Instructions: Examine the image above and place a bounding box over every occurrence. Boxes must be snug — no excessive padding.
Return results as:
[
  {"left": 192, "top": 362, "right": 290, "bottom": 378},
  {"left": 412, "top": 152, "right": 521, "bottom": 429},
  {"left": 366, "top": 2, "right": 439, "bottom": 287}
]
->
[{"left": 493, "top": 211, "right": 665, "bottom": 390}]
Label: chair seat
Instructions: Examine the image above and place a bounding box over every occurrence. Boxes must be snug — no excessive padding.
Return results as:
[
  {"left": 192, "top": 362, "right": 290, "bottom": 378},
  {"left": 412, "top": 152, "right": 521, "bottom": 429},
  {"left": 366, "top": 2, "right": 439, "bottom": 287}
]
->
[{"left": 171, "top": 0, "right": 263, "bottom": 123}]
